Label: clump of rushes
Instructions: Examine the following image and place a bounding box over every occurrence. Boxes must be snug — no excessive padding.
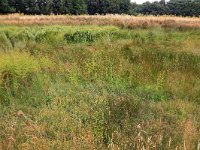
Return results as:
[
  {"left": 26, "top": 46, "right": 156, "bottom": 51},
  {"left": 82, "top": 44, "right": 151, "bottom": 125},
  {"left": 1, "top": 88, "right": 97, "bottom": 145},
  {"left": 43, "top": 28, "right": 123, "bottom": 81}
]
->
[{"left": 64, "top": 30, "right": 117, "bottom": 43}]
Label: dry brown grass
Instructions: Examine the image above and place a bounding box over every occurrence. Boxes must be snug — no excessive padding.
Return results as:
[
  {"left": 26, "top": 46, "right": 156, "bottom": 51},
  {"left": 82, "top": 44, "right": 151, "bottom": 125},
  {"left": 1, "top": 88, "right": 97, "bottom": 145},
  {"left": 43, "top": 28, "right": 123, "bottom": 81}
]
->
[
  {"left": 183, "top": 119, "right": 197, "bottom": 150},
  {"left": 1, "top": 14, "right": 200, "bottom": 28}
]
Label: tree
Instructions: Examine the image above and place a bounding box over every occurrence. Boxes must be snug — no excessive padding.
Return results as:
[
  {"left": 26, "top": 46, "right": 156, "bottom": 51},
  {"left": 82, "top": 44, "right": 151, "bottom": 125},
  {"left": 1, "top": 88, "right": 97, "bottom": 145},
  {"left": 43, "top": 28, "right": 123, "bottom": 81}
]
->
[
  {"left": 167, "top": 0, "right": 200, "bottom": 16},
  {"left": 129, "top": 2, "right": 138, "bottom": 15},
  {"left": 191, "top": 0, "right": 200, "bottom": 17},
  {"left": 38, "top": 0, "right": 53, "bottom": 15},
  {"left": 87, "top": 0, "right": 131, "bottom": 15},
  {"left": 160, "top": 0, "right": 166, "bottom": 6},
  {"left": 99, "top": 0, "right": 110, "bottom": 14},
  {"left": 7, "top": 0, "right": 200, "bottom": 16},
  {"left": 0, "top": 0, "right": 15, "bottom": 14},
  {"left": 135, "top": 1, "right": 168, "bottom": 15},
  {"left": 71, "top": 0, "right": 87, "bottom": 15},
  {"left": 119, "top": 0, "right": 131, "bottom": 14},
  {"left": 53, "top": 0, "right": 65, "bottom": 14},
  {"left": 87, "top": 0, "right": 99, "bottom": 15},
  {"left": 15, "top": 0, "right": 27, "bottom": 13},
  {"left": 26, "top": 0, "right": 40, "bottom": 14}
]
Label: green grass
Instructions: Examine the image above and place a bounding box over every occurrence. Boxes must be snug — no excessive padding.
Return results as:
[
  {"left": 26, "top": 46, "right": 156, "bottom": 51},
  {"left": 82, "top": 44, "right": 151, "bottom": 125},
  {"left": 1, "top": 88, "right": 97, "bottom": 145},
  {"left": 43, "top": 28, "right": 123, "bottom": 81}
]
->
[{"left": 0, "top": 25, "right": 200, "bottom": 149}]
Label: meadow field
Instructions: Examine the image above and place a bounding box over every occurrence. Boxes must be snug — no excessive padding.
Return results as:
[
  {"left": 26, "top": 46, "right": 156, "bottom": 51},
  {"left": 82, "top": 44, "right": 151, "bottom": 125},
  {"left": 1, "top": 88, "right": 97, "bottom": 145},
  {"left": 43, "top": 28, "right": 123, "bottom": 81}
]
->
[
  {"left": 0, "top": 15, "right": 200, "bottom": 149},
  {"left": 2, "top": 14, "right": 200, "bottom": 28}
]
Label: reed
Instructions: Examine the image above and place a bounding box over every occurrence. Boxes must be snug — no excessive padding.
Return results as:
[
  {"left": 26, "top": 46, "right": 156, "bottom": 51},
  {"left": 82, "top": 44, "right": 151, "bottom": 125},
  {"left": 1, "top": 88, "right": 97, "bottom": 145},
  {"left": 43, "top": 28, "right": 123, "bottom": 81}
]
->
[{"left": 1, "top": 14, "right": 200, "bottom": 29}]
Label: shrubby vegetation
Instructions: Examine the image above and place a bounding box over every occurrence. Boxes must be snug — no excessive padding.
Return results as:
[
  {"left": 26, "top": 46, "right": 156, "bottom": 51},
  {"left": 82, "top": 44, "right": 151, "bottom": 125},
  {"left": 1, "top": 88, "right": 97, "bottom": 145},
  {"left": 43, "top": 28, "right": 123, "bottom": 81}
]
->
[
  {"left": 132, "top": 0, "right": 200, "bottom": 16},
  {"left": 0, "top": 25, "right": 200, "bottom": 149},
  {"left": 0, "top": 0, "right": 130, "bottom": 15},
  {"left": 1, "top": 0, "right": 200, "bottom": 16}
]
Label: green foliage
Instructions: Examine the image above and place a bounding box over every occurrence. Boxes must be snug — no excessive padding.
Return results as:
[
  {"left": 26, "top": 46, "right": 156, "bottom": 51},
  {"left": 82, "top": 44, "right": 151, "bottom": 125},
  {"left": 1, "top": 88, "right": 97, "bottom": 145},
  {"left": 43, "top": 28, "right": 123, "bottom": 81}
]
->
[
  {"left": 52, "top": 0, "right": 66, "bottom": 14},
  {"left": 0, "top": 0, "right": 131, "bottom": 15},
  {"left": 1, "top": 0, "right": 200, "bottom": 16},
  {"left": 0, "top": 0, "right": 15, "bottom": 14},
  {"left": 133, "top": 0, "right": 200, "bottom": 16},
  {"left": 64, "top": 30, "right": 117, "bottom": 43},
  {"left": 167, "top": 0, "right": 200, "bottom": 16},
  {"left": 135, "top": 1, "right": 168, "bottom": 15},
  {"left": 64, "top": 31, "right": 99, "bottom": 43},
  {"left": 87, "top": 0, "right": 131, "bottom": 14},
  {"left": 38, "top": 0, "right": 53, "bottom": 15}
]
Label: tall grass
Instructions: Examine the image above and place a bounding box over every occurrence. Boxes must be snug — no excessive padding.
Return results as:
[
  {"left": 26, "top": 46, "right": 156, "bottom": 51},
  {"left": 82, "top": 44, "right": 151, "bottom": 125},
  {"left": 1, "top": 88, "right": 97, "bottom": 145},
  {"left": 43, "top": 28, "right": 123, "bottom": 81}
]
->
[
  {"left": 0, "top": 25, "right": 200, "bottom": 149},
  {"left": 1, "top": 14, "right": 200, "bottom": 29}
]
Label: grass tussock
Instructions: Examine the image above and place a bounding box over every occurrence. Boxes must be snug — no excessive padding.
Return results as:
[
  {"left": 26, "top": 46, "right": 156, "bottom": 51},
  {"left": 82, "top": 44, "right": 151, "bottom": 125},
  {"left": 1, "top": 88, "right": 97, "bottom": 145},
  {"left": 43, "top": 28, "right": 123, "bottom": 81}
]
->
[{"left": 0, "top": 24, "right": 200, "bottom": 149}]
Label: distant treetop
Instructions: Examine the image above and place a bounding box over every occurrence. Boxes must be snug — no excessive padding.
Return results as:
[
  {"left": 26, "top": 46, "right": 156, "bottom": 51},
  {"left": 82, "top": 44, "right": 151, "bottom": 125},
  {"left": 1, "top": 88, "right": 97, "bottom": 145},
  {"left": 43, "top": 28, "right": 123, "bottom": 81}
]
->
[{"left": 0, "top": 0, "right": 200, "bottom": 16}]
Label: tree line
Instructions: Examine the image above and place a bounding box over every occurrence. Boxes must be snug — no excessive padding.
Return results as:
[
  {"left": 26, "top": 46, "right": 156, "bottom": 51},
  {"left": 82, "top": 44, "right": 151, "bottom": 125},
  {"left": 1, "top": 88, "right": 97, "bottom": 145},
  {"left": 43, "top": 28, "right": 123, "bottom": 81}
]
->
[
  {"left": 0, "top": 0, "right": 130, "bottom": 15},
  {"left": 131, "top": 0, "right": 200, "bottom": 17},
  {"left": 0, "top": 0, "right": 200, "bottom": 16}
]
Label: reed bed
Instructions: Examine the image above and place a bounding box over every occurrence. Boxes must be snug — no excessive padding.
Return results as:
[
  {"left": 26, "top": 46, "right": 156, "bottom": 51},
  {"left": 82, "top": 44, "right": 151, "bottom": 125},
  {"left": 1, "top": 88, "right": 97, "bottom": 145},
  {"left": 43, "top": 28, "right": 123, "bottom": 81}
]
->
[{"left": 1, "top": 14, "right": 200, "bottom": 28}]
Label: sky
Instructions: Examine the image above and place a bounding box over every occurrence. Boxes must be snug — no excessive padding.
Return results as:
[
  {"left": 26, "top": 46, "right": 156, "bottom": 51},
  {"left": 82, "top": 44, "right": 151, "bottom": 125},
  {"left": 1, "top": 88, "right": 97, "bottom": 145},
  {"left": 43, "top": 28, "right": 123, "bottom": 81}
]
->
[{"left": 131, "top": 0, "right": 160, "bottom": 4}]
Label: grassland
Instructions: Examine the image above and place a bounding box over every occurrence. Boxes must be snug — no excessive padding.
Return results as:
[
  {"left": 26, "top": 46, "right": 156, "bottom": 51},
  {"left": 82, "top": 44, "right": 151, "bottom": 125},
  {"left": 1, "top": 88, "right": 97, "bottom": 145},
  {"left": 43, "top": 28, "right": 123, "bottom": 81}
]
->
[
  {"left": 0, "top": 18, "right": 200, "bottom": 149},
  {"left": 1, "top": 14, "right": 200, "bottom": 29}
]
